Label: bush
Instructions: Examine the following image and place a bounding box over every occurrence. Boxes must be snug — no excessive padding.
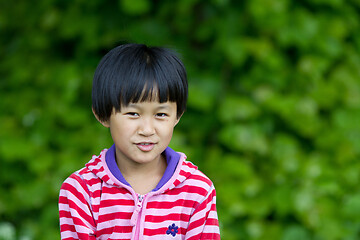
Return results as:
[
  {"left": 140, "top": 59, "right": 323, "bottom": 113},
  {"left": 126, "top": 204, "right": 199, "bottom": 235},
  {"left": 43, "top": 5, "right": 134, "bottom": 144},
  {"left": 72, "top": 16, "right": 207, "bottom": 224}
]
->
[{"left": 1, "top": 0, "right": 360, "bottom": 239}]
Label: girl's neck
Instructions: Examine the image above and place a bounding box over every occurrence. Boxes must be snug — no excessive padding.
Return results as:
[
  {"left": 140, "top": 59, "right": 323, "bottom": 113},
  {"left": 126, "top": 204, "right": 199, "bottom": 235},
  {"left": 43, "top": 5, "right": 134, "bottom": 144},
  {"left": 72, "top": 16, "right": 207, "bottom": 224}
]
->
[{"left": 116, "top": 154, "right": 167, "bottom": 195}]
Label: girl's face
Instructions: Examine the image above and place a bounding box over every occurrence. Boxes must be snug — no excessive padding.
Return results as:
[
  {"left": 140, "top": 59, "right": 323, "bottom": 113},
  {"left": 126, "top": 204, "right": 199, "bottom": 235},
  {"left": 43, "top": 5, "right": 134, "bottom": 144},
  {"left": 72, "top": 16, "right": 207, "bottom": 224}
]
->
[{"left": 101, "top": 100, "right": 180, "bottom": 167}]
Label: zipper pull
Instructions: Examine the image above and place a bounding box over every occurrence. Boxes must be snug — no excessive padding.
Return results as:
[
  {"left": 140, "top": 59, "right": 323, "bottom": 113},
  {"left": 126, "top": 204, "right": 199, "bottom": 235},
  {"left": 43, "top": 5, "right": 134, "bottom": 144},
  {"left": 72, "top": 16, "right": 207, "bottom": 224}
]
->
[
  {"left": 130, "top": 194, "right": 144, "bottom": 226},
  {"left": 138, "top": 194, "right": 144, "bottom": 204},
  {"left": 137, "top": 194, "right": 144, "bottom": 208}
]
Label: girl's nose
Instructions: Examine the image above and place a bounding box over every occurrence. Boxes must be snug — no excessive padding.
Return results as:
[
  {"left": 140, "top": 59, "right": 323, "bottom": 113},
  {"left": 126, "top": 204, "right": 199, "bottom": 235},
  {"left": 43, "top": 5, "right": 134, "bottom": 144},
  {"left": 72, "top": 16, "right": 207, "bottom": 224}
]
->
[{"left": 137, "top": 118, "right": 155, "bottom": 136}]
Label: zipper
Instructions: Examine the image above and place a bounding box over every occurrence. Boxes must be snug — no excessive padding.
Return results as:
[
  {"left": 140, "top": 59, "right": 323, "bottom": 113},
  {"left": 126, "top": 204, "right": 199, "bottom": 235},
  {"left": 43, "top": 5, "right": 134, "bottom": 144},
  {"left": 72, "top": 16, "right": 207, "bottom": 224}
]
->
[{"left": 133, "top": 194, "right": 145, "bottom": 240}]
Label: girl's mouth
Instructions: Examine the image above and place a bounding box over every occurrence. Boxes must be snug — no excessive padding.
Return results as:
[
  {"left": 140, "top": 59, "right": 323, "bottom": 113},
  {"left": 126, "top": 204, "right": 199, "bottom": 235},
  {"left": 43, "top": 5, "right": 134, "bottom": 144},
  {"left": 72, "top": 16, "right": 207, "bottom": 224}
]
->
[{"left": 136, "top": 143, "right": 155, "bottom": 152}]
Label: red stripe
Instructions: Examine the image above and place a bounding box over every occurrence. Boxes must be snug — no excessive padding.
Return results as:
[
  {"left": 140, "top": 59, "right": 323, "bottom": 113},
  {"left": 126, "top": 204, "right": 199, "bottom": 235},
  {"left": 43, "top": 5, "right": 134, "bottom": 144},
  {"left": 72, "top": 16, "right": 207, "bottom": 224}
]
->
[
  {"left": 199, "top": 232, "right": 221, "bottom": 240},
  {"left": 100, "top": 199, "right": 134, "bottom": 207},
  {"left": 188, "top": 216, "right": 205, "bottom": 231},
  {"left": 79, "top": 168, "right": 91, "bottom": 175},
  {"left": 102, "top": 186, "right": 130, "bottom": 195},
  {"left": 98, "top": 211, "right": 132, "bottom": 222},
  {"left": 87, "top": 165, "right": 102, "bottom": 177},
  {"left": 60, "top": 223, "right": 76, "bottom": 232},
  {"left": 147, "top": 198, "right": 197, "bottom": 209},
  {"left": 145, "top": 213, "right": 191, "bottom": 223},
  {"left": 86, "top": 177, "right": 102, "bottom": 187},
  {"left": 179, "top": 170, "right": 192, "bottom": 179},
  {"left": 187, "top": 174, "right": 212, "bottom": 186},
  {"left": 92, "top": 205, "right": 99, "bottom": 214},
  {"left": 211, "top": 202, "right": 217, "bottom": 211},
  {"left": 91, "top": 190, "right": 102, "bottom": 198},
  {"left": 101, "top": 174, "right": 110, "bottom": 183},
  {"left": 205, "top": 217, "right": 219, "bottom": 226},
  {"left": 76, "top": 232, "right": 96, "bottom": 240},
  {"left": 165, "top": 185, "right": 209, "bottom": 197},
  {"left": 172, "top": 179, "right": 181, "bottom": 187},
  {"left": 67, "top": 174, "right": 91, "bottom": 195},
  {"left": 59, "top": 209, "right": 71, "bottom": 219},
  {"left": 183, "top": 161, "right": 197, "bottom": 169},
  {"left": 85, "top": 157, "right": 102, "bottom": 169}
]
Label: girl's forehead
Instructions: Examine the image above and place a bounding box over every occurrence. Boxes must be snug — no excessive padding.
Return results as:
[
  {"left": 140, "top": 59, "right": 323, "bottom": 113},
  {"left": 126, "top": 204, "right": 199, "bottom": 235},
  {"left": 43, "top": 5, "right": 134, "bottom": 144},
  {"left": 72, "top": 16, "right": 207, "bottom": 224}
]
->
[{"left": 122, "top": 100, "right": 177, "bottom": 110}]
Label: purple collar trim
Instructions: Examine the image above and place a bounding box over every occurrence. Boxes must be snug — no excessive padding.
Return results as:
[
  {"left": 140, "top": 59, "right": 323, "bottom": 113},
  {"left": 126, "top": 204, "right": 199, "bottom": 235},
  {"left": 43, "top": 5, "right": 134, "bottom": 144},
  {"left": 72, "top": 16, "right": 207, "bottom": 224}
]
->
[
  {"left": 105, "top": 144, "right": 180, "bottom": 191},
  {"left": 105, "top": 145, "right": 131, "bottom": 187}
]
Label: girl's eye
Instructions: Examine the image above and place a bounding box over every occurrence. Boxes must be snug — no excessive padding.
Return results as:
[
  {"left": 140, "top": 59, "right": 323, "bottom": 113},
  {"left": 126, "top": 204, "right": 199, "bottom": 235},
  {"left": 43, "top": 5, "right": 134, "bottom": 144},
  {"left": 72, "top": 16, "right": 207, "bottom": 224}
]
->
[
  {"left": 156, "top": 113, "right": 168, "bottom": 118},
  {"left": 126, "top": 112, "right": 139, "bottom": 117}
]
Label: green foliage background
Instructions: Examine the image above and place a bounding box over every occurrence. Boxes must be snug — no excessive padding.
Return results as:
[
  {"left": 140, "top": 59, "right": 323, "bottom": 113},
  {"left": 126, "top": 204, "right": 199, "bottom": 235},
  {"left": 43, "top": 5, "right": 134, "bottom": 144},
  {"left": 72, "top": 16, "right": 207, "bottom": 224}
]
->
[{"left": 1, "top": 0, "right": 360, "bottom": 239}]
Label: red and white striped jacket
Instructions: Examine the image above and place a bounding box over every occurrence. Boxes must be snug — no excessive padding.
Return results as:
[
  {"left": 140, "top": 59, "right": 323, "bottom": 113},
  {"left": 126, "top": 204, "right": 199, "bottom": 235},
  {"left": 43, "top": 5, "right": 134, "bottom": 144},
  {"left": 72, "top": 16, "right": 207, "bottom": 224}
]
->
[{"left": 59, "top": 148, "right": 220, "bottom": 239}]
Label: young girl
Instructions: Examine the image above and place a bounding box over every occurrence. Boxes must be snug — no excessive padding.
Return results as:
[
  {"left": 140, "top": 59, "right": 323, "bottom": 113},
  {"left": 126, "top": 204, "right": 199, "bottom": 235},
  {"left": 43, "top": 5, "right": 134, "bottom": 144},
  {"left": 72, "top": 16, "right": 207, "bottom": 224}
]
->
[{"left": 59, "top": 43, "right": 220, "bottom": 239}]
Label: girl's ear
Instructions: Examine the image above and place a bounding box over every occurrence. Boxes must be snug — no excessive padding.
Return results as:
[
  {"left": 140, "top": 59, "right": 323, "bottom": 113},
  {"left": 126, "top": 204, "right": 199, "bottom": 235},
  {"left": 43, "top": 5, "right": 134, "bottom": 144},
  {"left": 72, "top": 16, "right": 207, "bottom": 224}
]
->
[
  {"left": 174, "top": 113, "right": 183, "bottom": 127},
  {"left": 92, "top": 108, "right": 110, "bottom": 128}
]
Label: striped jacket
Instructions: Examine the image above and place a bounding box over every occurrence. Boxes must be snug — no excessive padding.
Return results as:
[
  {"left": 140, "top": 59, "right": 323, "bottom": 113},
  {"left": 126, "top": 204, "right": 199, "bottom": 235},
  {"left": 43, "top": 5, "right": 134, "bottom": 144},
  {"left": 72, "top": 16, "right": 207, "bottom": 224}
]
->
[{"left": 59, "top": 148, "right": 220, "bottom": 239}]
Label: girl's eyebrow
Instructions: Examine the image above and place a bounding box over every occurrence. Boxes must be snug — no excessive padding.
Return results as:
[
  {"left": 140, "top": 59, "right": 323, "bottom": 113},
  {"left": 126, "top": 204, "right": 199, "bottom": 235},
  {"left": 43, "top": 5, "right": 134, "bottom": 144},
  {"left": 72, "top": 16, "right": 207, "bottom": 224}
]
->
[
  {"left": 157, "top": 105, "right": 171, "bottom": 110},
  {"left": 126, "top": 103, "right": 172, "bottom": 110},
  {"left": 127, "top": 103, "right": 140, "bottom": 109}
]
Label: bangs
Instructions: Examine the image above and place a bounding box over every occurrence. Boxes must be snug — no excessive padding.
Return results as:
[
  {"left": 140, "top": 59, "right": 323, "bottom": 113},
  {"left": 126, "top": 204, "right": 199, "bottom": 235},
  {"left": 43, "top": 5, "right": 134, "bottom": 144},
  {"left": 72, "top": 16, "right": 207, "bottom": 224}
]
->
[{"left": 117, "top": 70, "right": 180, "bottom": 107}]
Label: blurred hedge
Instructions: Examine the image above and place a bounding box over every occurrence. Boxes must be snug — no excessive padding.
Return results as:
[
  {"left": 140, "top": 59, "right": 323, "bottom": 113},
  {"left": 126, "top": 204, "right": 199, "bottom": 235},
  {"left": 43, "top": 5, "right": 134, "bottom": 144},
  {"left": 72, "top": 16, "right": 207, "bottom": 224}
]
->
[{"left": 1, "top": 0, "right": 360, "bottom": 239}]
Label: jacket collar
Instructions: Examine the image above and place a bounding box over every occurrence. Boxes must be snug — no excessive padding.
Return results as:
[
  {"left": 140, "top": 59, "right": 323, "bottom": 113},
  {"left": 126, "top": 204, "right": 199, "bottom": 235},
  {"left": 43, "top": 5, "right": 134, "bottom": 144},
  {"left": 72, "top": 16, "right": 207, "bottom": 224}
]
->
[{"left": 85, "top": 146, "right": 197, "bottom": 193}]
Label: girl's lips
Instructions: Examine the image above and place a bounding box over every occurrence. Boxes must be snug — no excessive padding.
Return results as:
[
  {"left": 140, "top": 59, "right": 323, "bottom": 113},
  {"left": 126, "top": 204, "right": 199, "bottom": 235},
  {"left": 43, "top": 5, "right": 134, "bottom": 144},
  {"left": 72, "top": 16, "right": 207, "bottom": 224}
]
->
[{"left": 136, "top": 143, "right": 155, "bottom": 152}]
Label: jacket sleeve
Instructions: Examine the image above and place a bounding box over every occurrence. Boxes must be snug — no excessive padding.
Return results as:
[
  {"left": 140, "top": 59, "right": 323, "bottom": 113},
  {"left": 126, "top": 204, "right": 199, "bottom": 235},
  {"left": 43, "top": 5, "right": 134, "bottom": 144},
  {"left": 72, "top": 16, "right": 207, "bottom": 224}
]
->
[
  {"left": 185, "top": 184, "right": 221, "bottom": 240},
  {"left": 59, "top": 173, "right": 97, "bottom": 240}
]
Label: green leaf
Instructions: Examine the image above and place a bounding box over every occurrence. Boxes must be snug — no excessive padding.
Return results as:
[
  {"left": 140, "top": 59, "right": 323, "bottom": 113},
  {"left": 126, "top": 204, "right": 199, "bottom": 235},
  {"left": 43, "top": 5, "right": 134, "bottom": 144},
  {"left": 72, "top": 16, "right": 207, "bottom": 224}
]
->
[
  {"left": 119, "top": 0, "right": 150, "bottom": 15},
  {"left": 282, "top": 225, "right": 311, "bottom": 240},
  {"left": 219, "top": 124, "right": 269, "bottom": 155},
  {"left": 218, "top": 95, "right": 260, "bottom": 122}
]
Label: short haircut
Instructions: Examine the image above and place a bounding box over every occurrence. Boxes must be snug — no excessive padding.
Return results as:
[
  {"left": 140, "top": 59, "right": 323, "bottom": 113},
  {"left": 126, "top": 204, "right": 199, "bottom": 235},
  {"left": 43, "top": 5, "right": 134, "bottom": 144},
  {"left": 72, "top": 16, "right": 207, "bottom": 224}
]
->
[{"left": 92, "top": 43, "right": 188, "bottom": 122}]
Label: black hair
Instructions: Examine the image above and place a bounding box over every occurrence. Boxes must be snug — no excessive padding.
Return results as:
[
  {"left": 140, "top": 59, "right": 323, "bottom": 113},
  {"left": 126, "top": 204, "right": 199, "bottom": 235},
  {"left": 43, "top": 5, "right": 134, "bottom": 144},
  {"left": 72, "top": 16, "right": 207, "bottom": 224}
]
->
[{"left": 92, "top": 43, "right": 188, "bottom": 122}]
